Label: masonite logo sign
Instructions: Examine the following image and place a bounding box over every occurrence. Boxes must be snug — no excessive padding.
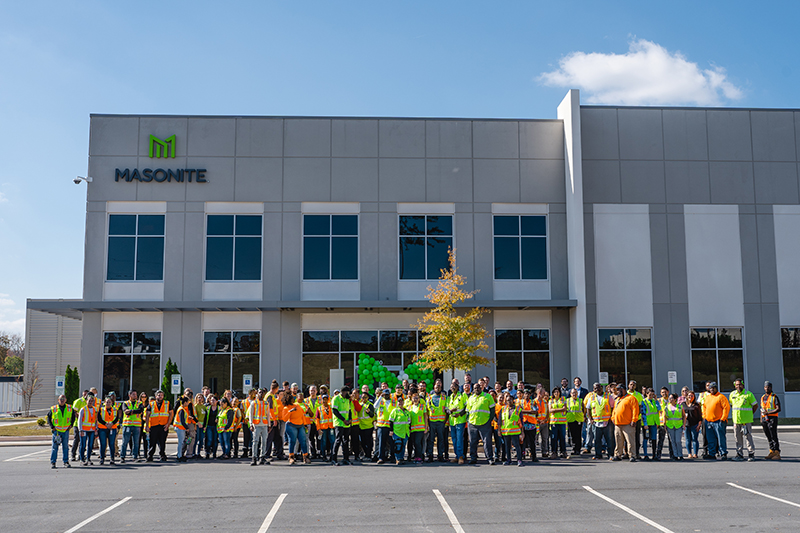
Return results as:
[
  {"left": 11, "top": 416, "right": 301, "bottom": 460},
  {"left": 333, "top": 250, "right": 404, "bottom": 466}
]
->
[{"left": 149, "top": 135, "right": 177, "bottom": 158}]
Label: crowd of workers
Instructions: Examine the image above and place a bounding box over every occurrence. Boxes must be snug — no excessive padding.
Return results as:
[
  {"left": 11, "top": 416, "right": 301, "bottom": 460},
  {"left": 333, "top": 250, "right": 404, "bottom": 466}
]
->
[{"left": 46, "top": 373, "right": 784, "bottom": 468}]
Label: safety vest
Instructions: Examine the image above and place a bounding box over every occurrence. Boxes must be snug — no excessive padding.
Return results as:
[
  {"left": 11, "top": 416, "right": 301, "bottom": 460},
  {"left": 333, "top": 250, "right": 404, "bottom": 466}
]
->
[
  {"left": 122, "top": 400, "right": 142, "bottom": 427},
  {"left": 219, "top": 407, "right": 235, "bottom": 432},
  {"left": 427, "top": 394, "right": 447, "bottom": 422},
  {"left": 50, "top": 404, "right": 73, "bottom": 432},
  {"left": 267, "top": 392, "right": 284, "bottom": 422},
  {"left": 447, "top": 392, "right": 467, "bottom": 426},
  {"left": 548, "top": 398, "right": 567, "bottom": 425},
  {"left": 566, "top": 398, "right": 584, "bottom": 423},
  {"left": 761, "top": 393, "right": 779, "bottom": 418},
  {"left": 80, "top": 406, "right": 97, "bottom": 431},
  {"left": 590, "top": 395, "right": 611, "bottom": 423},
  {"left": 642, "top": 399, "right": 660, "bottom": 426},
  {"left": 629, "top": 390, "right": 643, "bottom": 421},
  {"left": 664, "top": 404, "right": 683, "bottom": 429},
  {"left": 350, "top": 401, "right": 359, "bottom": 427},
  {"left": 500, "top": 405, "right": 522, "bottom": 436},
  {"left": 376, "top": 398, "right": 395, "bottom": 428},
  {"left": 657, "top": 397, "right": 669, "bottom": 426},
  {"left": 301, "top": 403, "right": 313, "bottom": 425},
  {"left": 358, "top": 403, "right": 375, "bottom": 430},
  {"left": 729, "top": 390, "right": 757, "bottom": 424},
  {"left": 98, "top": 405, "right": 119, "bottom": 430},
  {"left": 317, "top": 403, "right": 334, "bottom": 429},
  {"left": 536, "top": 398, "right": 549, "bottom": 424},
  {"left": 149, "top": 400, "right": 170, "bottom": 428},
  {"left": 389, "top": 408, "right": 411, "bottom": 439},
  {"left": 306, "top": 396, "right": 321, "bottom": 424},
  {"left": 331, "top": 395, "right": 351, "bottom": 428},
  {"left": 250, "top": 400, "right": 269, "bottom": 425},
  {"left": 466, "top": 394, "right": 493, "bottom": 426},
  {"left": 409, "top": 404, "right": 426, "bottom": 432},
  {"left": 173, "top": 406, "right": 188, "bottom": 430},
  {"left": 518, "top": 399, "right": 537, "bottom": 425}
]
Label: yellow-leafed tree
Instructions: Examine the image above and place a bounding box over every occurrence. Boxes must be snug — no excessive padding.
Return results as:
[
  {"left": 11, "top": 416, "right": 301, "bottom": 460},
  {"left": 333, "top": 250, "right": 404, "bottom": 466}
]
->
[{"left": 414, "top": 249, "right": 491, "bottom": 373}]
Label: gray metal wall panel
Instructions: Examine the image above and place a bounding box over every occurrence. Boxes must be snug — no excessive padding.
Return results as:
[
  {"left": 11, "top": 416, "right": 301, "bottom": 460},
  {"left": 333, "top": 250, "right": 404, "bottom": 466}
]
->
[
  {"left": 425, "top": 120, "right": 472, "bottom": 159},
  {"left": 161, "top": 311, "right": 183, "bottom": 381},
  {"left": 707, "top": 110, "right": 753, "bottom": 161},
  {"left": 454, "top": 213, "right": 475, "bottom": 292},
  {"left": 262, "top": 312, "right": 282, "bottom": 387},
  {"left": 280, "top": 212, "right": 302, "bottom": 300},
  {"left": 80, "top": 312, "right": 102, "bottom": 392},
  {"left": 182, "top": 211, "right": 204, "bottom": 301},
  {"left": 662, "top": 109, "right": 709, "bottom": 161},
  {"left": 425, "top": 159, "right": 473, "bottom": 203},
  {"left": 740, "top": 213, "right": 762, "bottom": 304},
  {"left": 582, "top": 160, "right": 621, "bottom": 203},
  {"left": 180, "top": 311, "right": 202, "bottom": 392},
  {"left": 263, "top": 212, "right": 283, "bottom": 301},
  {"left": 666, "top": 212, "right": 688, "bottom": 304},
  {"left": 551, "top": 308, "right": 572, "bottom": 383},
  {"left": 583, "top": 213, "right": 596, "bottom": 305},
  {"left": 580, "top": 108, "right": 619, "bottom": 160},
  {"left": 709, "top": 162, "right": 755, "bottom": 204},
  {"left": 163, "top": 212, "right": 185, "bottom": 301},
  {"left": 472, "top": 212, "right": 493, "bottom": 301},
  {"left": 669, "top": 304, "right": 692, "bottom": 390},
  {"left": 756, "top": 211, "right": 779, "bottom": 304},
  {"left": 754, "top": 162, "right": 799, "bottom": 204},
  {"left": 360, "top": 212, "right": 379, "bottom": 301},
  {"left": 751, "top": 111, "right": 796, "bottom": 162},
  {"left": 378, "top": 212, "right": 398, "bottom": 301},
  {"left": 649, "top": 213, "right": 671, "bottom": 305},
  {"left": 83, "top": 211, "right": 107, "bottom": 300},
  {"left": 744, "top": 304, "right": 764, "bottom": 388},
  {"left": 664, "top": 161, "right": 711, "bottom": 204},
  {"left": 620, "top": 160, "right": 666, "bottom": 204},
  {"left": 280, "top": 312, "right": 302, "bottom": 385},
  {"left": 549, "top": 213, "right": 569, "bottom": 300},
  {"left": 760, "top": 303, "right": 783, "bottom": 394},
  {"left": 617, "top": 108, "right": 664, "bottom": 160},
  {"left": 331, "top": 119, "right": 378, "bottom": 158},
  {"left": 585, "top": 304, "right": 598, "bottom": 381},
  {"left": 652, "top": 303, "right": 674, "bottom": 388}
]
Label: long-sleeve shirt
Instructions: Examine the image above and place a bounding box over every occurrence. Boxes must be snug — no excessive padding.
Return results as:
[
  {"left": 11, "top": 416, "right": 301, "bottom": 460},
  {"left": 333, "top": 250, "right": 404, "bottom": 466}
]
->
[
  {"left": 703, "top": 392, "right": 730, "bottom": 422},
  {"left": 47, "top": 404, "right": 76, "bottom": 430},
  {"left": 611, "top": 394, "right": 640, "bottom": 426}
]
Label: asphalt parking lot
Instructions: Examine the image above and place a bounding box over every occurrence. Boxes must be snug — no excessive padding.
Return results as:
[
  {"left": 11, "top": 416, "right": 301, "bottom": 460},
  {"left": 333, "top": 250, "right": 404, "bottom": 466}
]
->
[{"left": 0, "top": 432, "right": 798, "bottom": 533}]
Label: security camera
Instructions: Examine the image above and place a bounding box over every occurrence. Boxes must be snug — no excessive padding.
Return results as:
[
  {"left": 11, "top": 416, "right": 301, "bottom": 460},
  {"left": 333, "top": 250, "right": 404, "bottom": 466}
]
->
[
  {"left": 73, "top": 178, "right": 82, "bottom": 185},
  {"left": 74, "top": 176, "right": 93, "bottom": 184}
]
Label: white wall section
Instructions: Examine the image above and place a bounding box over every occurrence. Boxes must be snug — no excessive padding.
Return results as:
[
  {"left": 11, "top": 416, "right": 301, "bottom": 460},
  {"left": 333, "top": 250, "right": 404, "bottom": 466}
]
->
[{"left": 773, "top": 205, "right": 800, "bottom": 325}]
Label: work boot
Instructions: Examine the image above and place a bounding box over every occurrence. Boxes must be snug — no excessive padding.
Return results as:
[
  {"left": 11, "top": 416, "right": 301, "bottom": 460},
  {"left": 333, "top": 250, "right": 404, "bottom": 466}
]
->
[
  {"left": 733, "top": 454, "right": 744, "bottom": 462},
  {"left": 458, "top": 457, "right": 465, "bottom": 465},
  {"left": 303, "top": 454, "right": 311, "bottom": 465},
  {"left": 747, "top": 454, "right": 755, "bottom": 462},
  {"left": 288, "top": 454, "right": 296, "bottom": 465},
  {"left": 51, "top": 463, "right": 56, "bottom": 469},
  {"left": 765, "top": 450, "right": 775, "bottom": 460},
  {"left": 770, "top": 451, "right": 781, "bottom": 460},
  {"left": 250, "top": 458, "right": 257, "bottom": 466}
]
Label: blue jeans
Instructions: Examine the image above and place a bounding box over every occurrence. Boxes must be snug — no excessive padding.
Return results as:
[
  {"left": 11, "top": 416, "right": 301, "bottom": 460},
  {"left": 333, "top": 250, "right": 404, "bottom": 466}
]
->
[
  {"left": 120, "top": 426, "right": 140, "bottom": 459},
  {"left": 449, "top": 423, "right": 465, "bottom": 459},
  {"left": 205, "top": 426, "right": 219, "bottom": 456},
  {"left": 642, "top": 425, "right": 657, "bottom": 457},
  {"left": 51, "top": 430, "right": 70, "bottom": 464},
  {"left": 175, "top": 428, "right": 186, "bottom": 459},
  {"left": 706, "top": 421, "right": 727, "bottom": 456},
  {"left": 286, "top": 423, "right": 307, "bottom": 455},
  {"left": 319, "top": 428, "right": 334, "bottom": 458},
  {"left": 98, "top": 428, "right": 117, "bottom": 460},
  {"left": 393, "top": 435, "right": 408, "bottom": 462},
  {"left": 194, "top": 427, "right": 205, "bottom": 456},
  {"left": 79, "top": 432, "right": 95, "bottom": 462},
  {"left": 219, "top": 431, "right": 231, "bottom": 456},
  {"left": 685, "top": 424, "right": 699, "bottom": 455},
  {"left": 594, "top": 424, "right": 612, "bottom": 459},
  {"left": 550, "top": 424, "right": 566, "bottom": 456}
]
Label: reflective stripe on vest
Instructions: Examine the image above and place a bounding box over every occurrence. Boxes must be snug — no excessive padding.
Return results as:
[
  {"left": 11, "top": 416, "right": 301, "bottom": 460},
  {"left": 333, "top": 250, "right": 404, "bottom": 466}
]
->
[
  {"left": 80, "top": 406, "right": 97, "bottom": 431},
  {"left": 549, "top": 399, "right": 567, "bottom": 424},
  {"left": 665, "top": 405, "right": 683, "bottom": 429},
  {"left": 376, "top": 399, "right": 393, "bottom": 427},
  {"left": 591, "top": 396, "right": 610, "bottom": 422},
  {"left": 251, "top": 400, "right": 268, "bottom": 425},
  {"left": 149, "top": 400, "right": 170, "bottom": 427},
  {"left": 427, "top": 394, "right": 447, "bottom": 422},
  {"left": 122, "top": 400, "right": 142, "bottom": 427},
  {"left": 410, "top": 405, "right": 425, "bottom": 431},
  {"left": 761, "top": 394, "right": 778, "bottom": 417},
  {"left": 500, "top": 406, "right": 522, "bottom": 435},
  {"left": 317, "top": 405, "right": 333, "bottom": 429},
  {"left": 98, "top": 405, "right": 118, "bottom": 429},
  {"left": 173, "top": 406, "right": 188, "bottom": 430},
  {"left": 51, "top": 405, "right": 73, "bottom": 432},
  {"left": 536, "top": 399, "right": 548, "bottom": 423}
]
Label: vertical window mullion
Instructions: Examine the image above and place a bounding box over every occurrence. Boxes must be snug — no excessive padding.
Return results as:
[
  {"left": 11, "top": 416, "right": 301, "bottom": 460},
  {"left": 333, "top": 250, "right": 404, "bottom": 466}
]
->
[
  {"left": 518, "top": 216, "right": 523, "bottom": 280},
  {"left": 133, "top": 216, "right": 139, "bottom": 280},
  {"left": 231, "top": 216, "right": 237, "bottom": 280}
]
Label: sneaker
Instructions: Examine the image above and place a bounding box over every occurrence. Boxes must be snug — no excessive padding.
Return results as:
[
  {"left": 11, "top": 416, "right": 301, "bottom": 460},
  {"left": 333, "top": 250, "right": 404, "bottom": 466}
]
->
[
  {"left": 250, "top": 459, "right": 258, "bottom": 466},
  {"left": 82, "top": 461, "right": 88, "bottom": 466},
  {"left": 642, "top": 456, "right": 650, "bottom": 461},
  {"left": 488, "top": 459, "right": 495, "bottom": 465},
  {"left": 517, "top": 460, "right": 523, "bottom": 467},
  {"left": 733, "top": 455, "right": 744, "bottom": 462},
  {"left": 720, "top": 454, "right": 728, "bottom": 461},
  {"left": 64, "top": 462, "right": 71, "bottom": 468},
  {"left": 377, "top": 459, "right": 384, "bottom": 465},
  {"left": 468, "top": 459, "right": 477, "bottom": 464},
  {"left": 120, "top": 458, "right": 126, "bottom": 464},
  {"left": 747, "top": 455, "right": 755, "bottom": 462},
  {"left": 51, "top": 463, "right": 56, "bottom": 469},
  {"left": 503, "top": 461, "right": 511, "bottom": 466},
  {"left": 611, "top": 456, "right": 621, "bottom": 461},
  {"left": 99, "top": 459, "right": 104, "bottom": 465},
  {"left": 109, "top": 460, "right": 115, "bottom": 465},
  {"left": 629, "top": 457, "right": 637, "bottom": 462}
]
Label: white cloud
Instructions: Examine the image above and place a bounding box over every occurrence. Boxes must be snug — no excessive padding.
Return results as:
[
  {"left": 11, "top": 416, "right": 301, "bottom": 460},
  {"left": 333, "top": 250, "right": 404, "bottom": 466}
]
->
[
  {"left": 0, "top": 317, "right": 25, "bottom": 335},
  {"left": 538, "top": 39, "right": 744, "bottom": 106},
  {"left": 0, "top": 298, "right": 14, "bottom": 307},
  {"left": 0, "top": 192, "right": 7, "bottom": 203}
]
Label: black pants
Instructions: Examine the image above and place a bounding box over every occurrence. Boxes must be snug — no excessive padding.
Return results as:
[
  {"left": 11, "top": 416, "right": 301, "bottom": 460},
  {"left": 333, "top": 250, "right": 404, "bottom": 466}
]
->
[
  {"left": 308, "top": 424, "right": 318, "bottom": 457},
  {"left": 504, "top": 433, "right": 522, "bottom": 462},
  {"left": 350, "top": 426, "right": 361, "bottom": 458},
  {"left": 701, "top": 419, "right": 708, "bottom": 456},
  {"left": 568, "top": 422, "right": 582, "bottom": 455},
  {"left": 468, "top": 423, "right": 493, "bottom": 462},
  {"left": 242, "top": 424, "right": 251, "bottom": 456},
  {"left": 375, "top": 426, "right": 391, "bottom": 461},
  {"left": 411, "top": 431, "right": 425, "bottom": 460},
  {"left": 71, "top": 427, "right": 80, "bottom": 459},
  {"left": 332, "top": 426, "right": 350, "bottom": 462},
  {"left": 492, "top": 428, "right": 504, "bottom": 461},
  {"left": 148, "top": 425, "right": 167, "bottom": 459},
  {"left": 232, "top": 428, "right": 240, "bottom": 456},
  {"left": 761, "top": 417, "right": 780, "bottom": 452},
  {"left": 634, "top": 419, "right": 641, "bottom": 456},
  {"left": 266, "top": 424, "right": 284, "bottom": 459},
  {"left": 359, "top": 427, "right": 373, "bottom": 458},
  {"left": 522, "top": 428, "right": 538, "bottom": 459}
]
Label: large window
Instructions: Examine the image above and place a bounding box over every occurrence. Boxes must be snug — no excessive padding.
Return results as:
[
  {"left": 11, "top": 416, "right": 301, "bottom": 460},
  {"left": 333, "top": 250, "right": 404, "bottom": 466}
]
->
[
  {"left": 206, "top": 215, "right": 262, "bottom": 281},
  {"left": 598, "top": 328, "right": 653, "bottom": 389},
  {"left": 302, "top": 330, "right": 422, "bottom": 389},
  {"left": 399, "top": 215, "right": 453, "bottom": 279},
  {"left": 303, "top": 215, "right": 358, "bottom": 280},
  {"left": 493, "top": 215, "right": 547, "bottom": 280},
  {"left": 780, "top": 328, "right": 800, "bottom": 391},
  {"left": 690, "top": 327, "right": 744, "bottom": 393},
  {"left": 203, "top": 331, "right": 260, "bottom": 394},
  {"left": 102, "top": 332, "right": 161, "bottom": 399},
  {"left": 107, "top": 214, "right": 165, "bottom": 281},
  {"left": 494, "top": 329, "right": 550, "bottom": 390}
]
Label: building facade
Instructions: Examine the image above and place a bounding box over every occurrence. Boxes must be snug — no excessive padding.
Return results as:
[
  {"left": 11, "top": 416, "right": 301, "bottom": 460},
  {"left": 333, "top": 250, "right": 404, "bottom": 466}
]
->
[{"left": 26, "top": 91, "right": 800, "bottom": 416}]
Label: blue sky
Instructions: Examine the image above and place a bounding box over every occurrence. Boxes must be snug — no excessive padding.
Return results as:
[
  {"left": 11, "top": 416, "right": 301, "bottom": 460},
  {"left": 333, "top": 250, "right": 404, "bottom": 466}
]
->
[{"left": 1, "top": 1, "right": 799, "bottom": 336}]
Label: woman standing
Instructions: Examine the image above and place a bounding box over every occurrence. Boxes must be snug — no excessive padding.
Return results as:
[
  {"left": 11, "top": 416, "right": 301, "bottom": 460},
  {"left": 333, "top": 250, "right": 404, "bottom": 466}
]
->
[
  {"left": 408, "top": 392, "right": 427, "bottom": 464},
  {"left": 566, "top": 388, "right": 584, "bottom": 457},
  {"left": 204, "top": 395, "right": 220, "bottom": 459},
  {"left": 77, "top": 395, "right": 98, "bottom": 466},
  {"left": 316, "top": 394, "right": 334, "bottom": 461},
  {"left": 548, "top": 388, "right": 568, "bottom": 459},
  {"left": 664, "top": 394, "right": 686, "bottom": 460},
  {"left": 97, "top": 396, "right": 120, "bottom": 465},
  {"left": 139, "top": 392, "right": 150, "bottom": 457},
  {"left": 683, "top": 391, "right": 702, "bottom": 459},
  {"left": 218, "top": 398, "right": 235, "bottom": 459},
  {"left": 231, "top": 398, "right": 243, "bottom": 458},
  {"left": 283, "top": 394, "right": 310, "bottom": 464},
  {"left": 500, "top": 391, "right": 524, "bottom": 466},
  {"left": 193, "top": 394, "right": 207, "bottom": 458},
  {"left": 173, "top": 396, "right": 191, "bottom": 462}
]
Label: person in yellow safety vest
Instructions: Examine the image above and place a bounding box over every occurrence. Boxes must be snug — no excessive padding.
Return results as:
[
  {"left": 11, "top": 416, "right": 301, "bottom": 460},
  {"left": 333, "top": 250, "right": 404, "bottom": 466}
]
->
[
  {"left": 173, "top": 396, "right": 193, "bottom": 462},
  {"left": 266, "top": 381, "right": 285, "bottom": 460},
  {"left": 374, "top": 389, "right": 395, "bottom": 464},
  {"left": 640, "top": 388, "right": 660, "bottom": 461},
  {"left": 446, "top": 381, "right": 468, "bottom": 464},
  {"left": 535, "top": 387, "right": 550, "bottom": 458},
  {"left": 760, "top": 381, "right": 782, "bottom": 460},
  {"left": 586, "top": 383, "right": 612, "bottom": 460},
  {"left": 728, "top": 378, "right": 758, "bottom": 462},
  {"left": 48, "top": 394, "right": 76, "bottom": 468},
  {"left": 548, "top": 388, "right": 568, "bottom": 459},
  {"left": 582, "top": 385, "right": 598, "bottom": 455},
  {"left": 145, "top": 390, "right": 172, "bottom": 462},
  {"left": 97, "top": 396, "right": 120, "bottom": 466},
  {"left": 499, "top": 391, "right": 524, "bottom": 466},
  {"left": 193, "top": 394, "right": 208, "bottom": 459},
  {"left": 358, "top": 392, "right": 375, "bottom": 460},
  {"left": 305, "top": 385, "right": 321, "bottom": 459},
  {"left": 330, "top": 385, "right": 353, "bottom": 465},
  {"left": 70, "top": 389, "right": 90, "bottom": 462},
  {"left": 566, "top": 388, "right": 585, "bottom": 457},
  {"left": 698, "top": 380, "right": 712, "bottom": 458},
  {"left": 517, "top": 388, "right": 539, "bottom": 463},
  {"left": 426, "top": 380, "right": 448, "bottom": 463},
  {"left": 664, "top": 393, "right": 686, "bottom": 461},
  {"left": 119, "top": 390, "right": 144, "bottom": 463},
  {"left": 466, "top": 381, "right": 496, "bottom": 464},
  {"left": 316, "top": 394, "right": 334, "bottom": 461},
  {"left": 217, "top": 397, "right": 235, "bottom": 459},
  {"left": 408, "top": 392, "right": 428, "bottom": 463},
  {"left": 492, "top": 392, "right": 506, "bottom": 463},
  {"left": 248, "top": 388, "right": 272, "bottom": 466},
  {"left": 627, "top": 380, "right": 644, "bottom": 459},
  {"left": 388, "top": 396, "right": 411, "bottom": 465},
  {"left": 241, "top": 389, "right": 256, "bottom": 460},
  {"left": 651, "top": 387, "right": 670, "bottom": 459},
  {"left": 77, "top": 395, "right": 98, "bottom": 466},
  {"left": 348, "top": 389, "right": 363, "bottom": 461}
]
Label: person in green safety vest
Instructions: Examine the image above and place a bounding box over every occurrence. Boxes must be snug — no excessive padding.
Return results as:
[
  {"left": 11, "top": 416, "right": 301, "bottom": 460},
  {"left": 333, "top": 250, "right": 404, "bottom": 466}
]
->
[
  {"left": 565, "top": 388, "right": 585, "bottom": 457},
  {"left": 70, "top": 389, "right": 89, "bottom": 462},
  {"left": 426, "top": 379, "right": 448, "bottom": 463},
  {"left": 446, "top": 381, "right": 468, "bottom": 464},
  {"left": 375, "top": 388, "right": 395, "bottom": 464},
  {"left": 627, "top": 380, "right": 644, "bottom": 458},
  {"left": 388, "top": 398, "right": 411, "bottom": 465},
  {"left": 358, "top": 392, "right": 375, "bottom": 460},
  {"left": 641, "top": 388, "right": 660, "bottom": 461},
  {"left": 47, "top": 394, "right": 76, "bottom": 468},
  {"left": 499, "top": 391, "right": 524, "bottom": 466},
  {"left": 729, "top": 378, "right": 758, "bottom": 461},
  {"left": 664, "top": 394, "right": 685, "bottom": 460},
  {"left": 330, "top": 385, "right": 353, "bottom": 466},
  {"left": 466, "top": 380, "right": 496, "bottom": 464}
]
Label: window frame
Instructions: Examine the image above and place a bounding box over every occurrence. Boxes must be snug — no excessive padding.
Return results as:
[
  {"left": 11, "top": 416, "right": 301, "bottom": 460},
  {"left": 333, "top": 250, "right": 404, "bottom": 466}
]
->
[
  {"left": 397, "top": 214, "right": 454, "bottom": 281},
  {"left": 101, "top": 330, "right": 162, "bottom": 399},
  {"left": 780, "top": 326, "right": 800, "bottom": 392},
  {"left": 302, "top": 214, "right": 360, "bottom": 281},
  {"left": 689, "top": 326, "right": 746, "bottom": 393},
  {"left": 491, "top": 214, "right": 549, "bottom": 281},
  {"left": 203, "top": 214, "right": 264, "bottom": 282},
  {"left": 597, "top": 327, "right": 654, "bottom": 389},
  {"left": 105, "top": 213, "right": 166, "bottom": 282},
  {"left": 202, "top": 330, "right": 261, "bottom": 394},
  {"left": 493, "top": 328, "right": 551, "bottom": 390}
]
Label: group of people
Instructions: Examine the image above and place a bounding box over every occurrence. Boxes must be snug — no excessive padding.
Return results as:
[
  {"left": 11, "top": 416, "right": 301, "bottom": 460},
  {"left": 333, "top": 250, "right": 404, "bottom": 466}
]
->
[{"left": 46, "top": 373, "right": 784, "bottom": 468}]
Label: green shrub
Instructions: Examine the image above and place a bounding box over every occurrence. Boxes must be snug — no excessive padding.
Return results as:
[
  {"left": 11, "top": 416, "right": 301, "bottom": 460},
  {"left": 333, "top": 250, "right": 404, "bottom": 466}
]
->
[{"left": 36, "top": 418, "right": 45, "bottom": 427}]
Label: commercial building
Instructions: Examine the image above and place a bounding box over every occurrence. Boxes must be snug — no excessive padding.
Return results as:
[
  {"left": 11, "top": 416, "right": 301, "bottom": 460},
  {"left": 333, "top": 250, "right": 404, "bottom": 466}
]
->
[{"left": 26, "top": 90, "right": 800, "bottom": 415}]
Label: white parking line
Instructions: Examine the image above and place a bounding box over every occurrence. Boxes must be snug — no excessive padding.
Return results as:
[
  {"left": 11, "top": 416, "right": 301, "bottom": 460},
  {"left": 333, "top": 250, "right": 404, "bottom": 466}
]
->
[
  {"left": 64, "top": 497, "right": 132, "bottom": 533},
  {"left": 752, "top": 434, "right": 800, "bottom": 446},
  {"left": 432, "top": 489, "right": 465, "bottom": 533},
  {"left": 583, "top": 486, "right": 674, "bottom": 533},
  {"left": 4, "top": 449, "right": 49, "bottom": 462},
  {"left": 257, "top": 493, "right": 288, "bottom": 532},
  {"left": 727, "top": 482, "right": 800, "bottom": 508}
]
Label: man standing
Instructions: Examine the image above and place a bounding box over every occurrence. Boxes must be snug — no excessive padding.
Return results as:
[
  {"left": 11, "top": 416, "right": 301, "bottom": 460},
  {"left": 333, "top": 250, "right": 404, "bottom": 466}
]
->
[
  {"left": 761, "top": 381, "right": 781, "bottom": 460},
  {"left": 426, "top": 380, "right": 447, "bottom": 462},
  {"left": 535, "top": 387, "right": 550, "bottom": 458},
  {"left": 119, "top": 390, "right": 143, "bottom": 463},
  {"left": 374, "top": 389, "right": 394, "bottom": 464},
  {"left": 48, "top": 394, "right": 75, "bottom": 468},
  {"left": 446, "top": 381, "right": 467, "bottom": 464},
  {"left": 467, "top": 381, "right": 496, "bottom": 464},
  {"left": 248, "top": 388, "right": 271, "bottom": 465},
  {"left": 146, "top": 390, "right": 172, "bottom": 462},
  {"left": 331, "top": 385, "right": 352, "bottom": 465},
  {"left": 560, "top": 378, "right": 570, "bottom": 399},
  {"left": 265, "top": 381, "right": 285, "bottom": 460},
  {"left": 388, "top": 397, "right": 411, "bottom": 465},
  {"left": 611, "top": 384, "right": 639, "bottom": 462},
  {"left": 306, "top": 385, "right": 321, "bottom": 458},
  {"left": 627, "top": 380, "right": 644, "bottom": 458},
  {"left": 698, "top": 380, "right": 712, "bottom": 459},
  {"left": 702, "top": 382, "right": 731, "bottom": 460},
  {"left": 587, "top": 383, "right": 612, "bottom": 460},
  {"left": 729, "top": 379, "right": 758, "bottom": 462},
  {"left": 70, "top": 389, "right": 89, "bottom": 462},
  {"left": 462, "top": 373, "right": 472, "bottom": 393}
]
